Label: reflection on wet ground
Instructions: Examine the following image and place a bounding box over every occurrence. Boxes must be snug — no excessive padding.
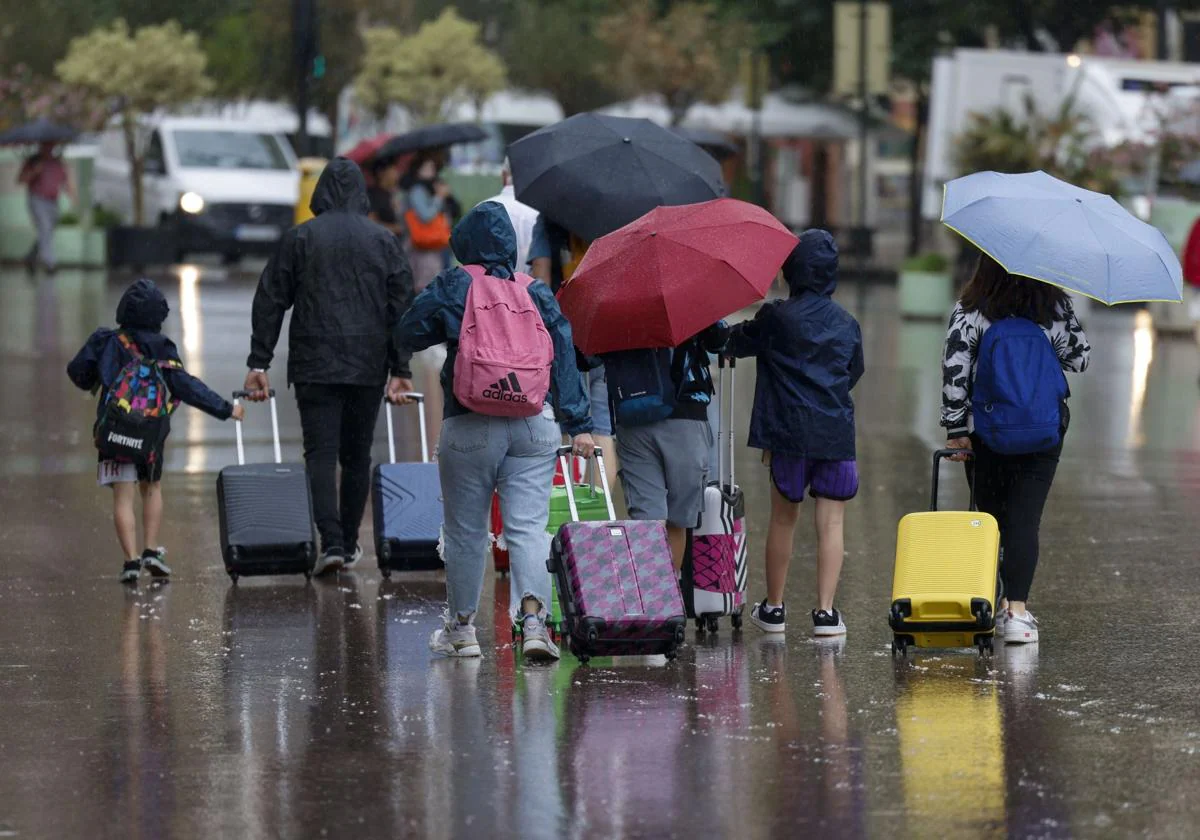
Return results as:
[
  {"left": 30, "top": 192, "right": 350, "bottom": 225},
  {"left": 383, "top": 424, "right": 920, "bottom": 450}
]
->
[{"left": 2, "top": 268, "right": 1199, "bottom": 838}]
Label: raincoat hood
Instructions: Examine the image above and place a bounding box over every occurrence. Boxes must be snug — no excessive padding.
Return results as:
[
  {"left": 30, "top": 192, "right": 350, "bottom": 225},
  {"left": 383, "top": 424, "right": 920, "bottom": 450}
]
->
[
  {"left": 783, "top": 229, "right": 839, "bottom": 297},
  {"left": 116, "top": 278, "right": 168, "bottom": 331},
  {"left": 309, "top": 157, "right": 371, "bottom": 216},
  {"left": 451, "top": 201, "right": 517, "bottom": 278}
]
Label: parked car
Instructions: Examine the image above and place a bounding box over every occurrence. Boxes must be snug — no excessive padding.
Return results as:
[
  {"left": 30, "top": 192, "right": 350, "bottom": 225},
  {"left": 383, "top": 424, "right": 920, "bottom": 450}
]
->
[{"left": 93, "top": 116, "right": 300, "bottom": 262}]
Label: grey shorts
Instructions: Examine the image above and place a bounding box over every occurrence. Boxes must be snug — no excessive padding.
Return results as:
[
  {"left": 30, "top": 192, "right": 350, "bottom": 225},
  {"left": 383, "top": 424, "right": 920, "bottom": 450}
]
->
[{"left": 616, "top": 418, "right": 712, "bottom": 528}]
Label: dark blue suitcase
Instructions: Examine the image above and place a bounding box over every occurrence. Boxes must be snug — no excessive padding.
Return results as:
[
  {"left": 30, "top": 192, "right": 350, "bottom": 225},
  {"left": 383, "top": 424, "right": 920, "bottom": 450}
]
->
[
  {"left": 217, "top": 391, "right": 317, "bottom": 582},
  {"left": 373, "top": 395, "right": 444, "bottom": 577}
]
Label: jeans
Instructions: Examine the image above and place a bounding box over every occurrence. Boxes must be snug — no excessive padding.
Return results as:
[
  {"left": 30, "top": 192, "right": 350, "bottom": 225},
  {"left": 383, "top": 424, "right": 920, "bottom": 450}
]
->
[
  {"left": 27, "top": 195, "right": 58, "bottom": 269},
  {"left": 294, "top": 383, "right": 383, "bottom": 554},
  {"left": 437, "top": 411, "right": 559, "bottom": 624},
  {"left": 966, "top": 434, "right": 1063, "bottom": 603}
]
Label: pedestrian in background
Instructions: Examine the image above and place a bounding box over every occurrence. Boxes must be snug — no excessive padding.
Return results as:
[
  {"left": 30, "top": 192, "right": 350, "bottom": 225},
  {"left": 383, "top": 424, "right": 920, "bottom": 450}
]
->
[
  {"left": 365, "top": 157, "right": 407, "bottom": 246},
  {"left": 396, "top": 202, "right": 594, "bottom": 662},
  {"left": 404, "top": 155, "right": 453, "bottom": 291},
  {"left": 244, "top": 158, "right": 415, "bottom": 577},
  {"left": 941, "top": 253, "right": 1091, "bottom": 645},
  {"left": 724, "top": 231, "right": 864, "bottom": 638},
  {"left": 17, "top": 141, "right": 75, "bottom": 274}
]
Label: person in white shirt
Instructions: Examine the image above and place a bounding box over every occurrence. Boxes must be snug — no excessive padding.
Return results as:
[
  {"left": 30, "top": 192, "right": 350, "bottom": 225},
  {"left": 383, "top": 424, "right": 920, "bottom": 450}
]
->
[{"left": 480, "top": 158, "right": 540, "bottom": 274}]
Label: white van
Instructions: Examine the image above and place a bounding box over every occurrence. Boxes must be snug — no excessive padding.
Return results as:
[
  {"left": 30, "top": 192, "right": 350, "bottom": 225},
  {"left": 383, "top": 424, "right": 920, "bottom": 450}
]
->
[{"left": 93, "top": 116, "right": 301, "bottom": 260}]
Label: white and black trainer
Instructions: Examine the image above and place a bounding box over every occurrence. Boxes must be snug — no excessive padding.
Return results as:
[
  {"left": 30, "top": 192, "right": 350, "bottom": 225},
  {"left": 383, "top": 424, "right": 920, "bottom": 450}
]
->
[
  {"left": 812, "top": 609, "right": 847, "bottom": 637},
  {"left": 750, "top": 599, "right": 787, "bottom": 634}
]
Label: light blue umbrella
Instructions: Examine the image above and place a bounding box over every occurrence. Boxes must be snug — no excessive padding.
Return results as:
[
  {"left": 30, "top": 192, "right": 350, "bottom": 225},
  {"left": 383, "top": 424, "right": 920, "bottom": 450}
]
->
[{"left": 942, "top": 170, "right": 1183, "bottom": 305}]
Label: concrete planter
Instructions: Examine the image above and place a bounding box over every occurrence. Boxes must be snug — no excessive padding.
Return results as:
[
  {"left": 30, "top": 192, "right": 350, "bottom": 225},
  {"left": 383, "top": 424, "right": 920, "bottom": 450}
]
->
[
  {"left": 54, "top": 227, "right": 107, "bottom": 267},
  {"left": 899, "top": 270, "right": 954, "bottom": 321},
  {"left": 1148, "top": 286, "right": 1199, "bottom": 342}
]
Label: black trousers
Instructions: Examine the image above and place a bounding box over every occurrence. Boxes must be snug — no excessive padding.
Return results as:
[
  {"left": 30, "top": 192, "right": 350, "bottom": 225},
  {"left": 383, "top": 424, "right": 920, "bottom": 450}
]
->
[
  {"left": 966, "top": 434, "right": 1062, "bottom": 603},
  {"left": 295, "top": 383, "right": 383, "bottom": 554}
]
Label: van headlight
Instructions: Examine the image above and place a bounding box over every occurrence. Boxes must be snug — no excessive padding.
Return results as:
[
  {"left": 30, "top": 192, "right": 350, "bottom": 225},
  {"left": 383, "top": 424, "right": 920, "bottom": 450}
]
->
[{"left": 179, "top": 192, "right": 205, "bottom": 214}]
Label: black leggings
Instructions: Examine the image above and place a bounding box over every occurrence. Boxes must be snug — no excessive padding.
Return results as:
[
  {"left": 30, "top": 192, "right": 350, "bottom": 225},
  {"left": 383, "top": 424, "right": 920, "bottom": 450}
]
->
[
  {"left": 295, "top": 383, "right": 383, "bottom": 554},
  {"left": 965, "top": 435, "right": 1062, "bottom": 603}
]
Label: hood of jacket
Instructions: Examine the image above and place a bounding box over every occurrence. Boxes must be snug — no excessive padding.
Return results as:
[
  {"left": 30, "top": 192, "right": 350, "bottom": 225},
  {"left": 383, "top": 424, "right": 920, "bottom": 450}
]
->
[
  {"left": 451, "top": 201, "right": 517, "bottom": 278},
  {"left": 783, "top": 228, "right": 839, "bottom": 298},
  {"left": 116, "top": 278, "right": 168, "bottom": 331},
  {"left": 309, "top": 157, "right": 371, "bottom": 216}
]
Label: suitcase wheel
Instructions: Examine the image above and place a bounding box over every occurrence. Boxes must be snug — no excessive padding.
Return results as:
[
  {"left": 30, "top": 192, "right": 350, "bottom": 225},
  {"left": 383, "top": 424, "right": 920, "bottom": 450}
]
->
[
  {"left": 381, "top": 568, "right": 392, "bottom": 580},
  {"left": 665, "top": 645, "right": 678, "bottom": 662},
  {"left": 706, "top": 615, "right": 719, "bottom": 634},
  {"left": 891, "top": 636, "right": 910, "bottom": 658},
  {"left": 976, "top": 635, "right": 994, "bottom": 656},
  {"left": 228, "top": 572, "right": 239, "bottom": 584},
  {"left": 730, "top": 611, "right": 743, "bottom": 630}
]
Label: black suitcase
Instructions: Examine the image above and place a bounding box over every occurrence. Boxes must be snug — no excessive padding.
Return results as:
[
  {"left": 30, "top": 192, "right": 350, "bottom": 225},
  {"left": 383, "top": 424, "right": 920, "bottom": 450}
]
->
[
  {"left": 217, "top": 390, "right": 317, "bottom": 582},
  {"left": 373, "top": 394, "right": 444, "bottom": 577}
]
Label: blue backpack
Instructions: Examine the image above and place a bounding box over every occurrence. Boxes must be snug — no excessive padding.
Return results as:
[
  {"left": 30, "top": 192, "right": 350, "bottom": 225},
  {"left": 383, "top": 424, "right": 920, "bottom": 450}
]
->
[
  {"left": 603, "top": 348, "right": 679, "bottom": 427},
  {"left": 973, "top": 317, "right": 1068, "bottom": 455}
]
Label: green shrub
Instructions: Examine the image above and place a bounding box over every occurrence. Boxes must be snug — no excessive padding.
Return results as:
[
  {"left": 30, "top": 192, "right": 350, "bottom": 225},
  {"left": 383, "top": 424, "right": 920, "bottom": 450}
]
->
[
  {"left": 92, "top": 205, "right": 122, "bottom": 228},
  {"left": 902, "top": 252, "right": 950, "bottom": 272}
]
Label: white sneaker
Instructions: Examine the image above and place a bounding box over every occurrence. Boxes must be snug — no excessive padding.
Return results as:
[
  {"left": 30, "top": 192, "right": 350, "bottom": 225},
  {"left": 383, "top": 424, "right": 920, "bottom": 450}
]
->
[
  {"left": 520, "top": 616, "right": 561, "bottom": 662},
  {"left": 1003, "top": 610, "right": 1040, "bottom": 645},
  {"left": 429, "top": 617, "right": 482, "bottom": 658}
]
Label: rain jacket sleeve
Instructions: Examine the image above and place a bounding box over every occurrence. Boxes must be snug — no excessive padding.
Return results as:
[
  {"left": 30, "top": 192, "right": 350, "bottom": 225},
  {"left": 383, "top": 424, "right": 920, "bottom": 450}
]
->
[
  {"left": 159, "top": 340, "right": 234, "bottom": 420},
  {"left": 528, "top": 282, "right": 593, "bottom": 436},
  {"left": 724, "top": 305, "right": 780, "bottom": 358},
  {"left": 395, "top": 273, "right": 455, "bottom": 353},
  {"left": 387, "top": 238, "right": 416, "bottom": 379},
  {"left": 67, "top": 328, "right": 110, "bottom": 393},
  {"left": 247, "top": 229, "right": 301, "bottom": 371},
  {"left": 848, "top": 320, "right": 865, "bottom": 390}
]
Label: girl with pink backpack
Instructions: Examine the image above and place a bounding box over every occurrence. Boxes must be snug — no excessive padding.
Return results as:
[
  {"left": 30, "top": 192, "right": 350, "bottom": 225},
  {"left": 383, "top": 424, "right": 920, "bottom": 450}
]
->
[{"left": 396, "top": 201, "right": 595, "bottom": 663}]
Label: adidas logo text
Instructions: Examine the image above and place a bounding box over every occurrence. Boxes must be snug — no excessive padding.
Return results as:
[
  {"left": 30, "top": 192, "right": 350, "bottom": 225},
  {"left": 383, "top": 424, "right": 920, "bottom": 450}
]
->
[{"left": 482, "top": 372, "right": 528, "bottom": 403}]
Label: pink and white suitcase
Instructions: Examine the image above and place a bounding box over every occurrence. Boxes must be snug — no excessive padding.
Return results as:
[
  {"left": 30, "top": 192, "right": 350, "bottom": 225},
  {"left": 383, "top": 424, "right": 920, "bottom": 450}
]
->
[
  {"left": 547, "top": 447, "right": 687, "bottom": 664},
  {"left": 683, "top": 356, "right": 748, "bottom": 632}
]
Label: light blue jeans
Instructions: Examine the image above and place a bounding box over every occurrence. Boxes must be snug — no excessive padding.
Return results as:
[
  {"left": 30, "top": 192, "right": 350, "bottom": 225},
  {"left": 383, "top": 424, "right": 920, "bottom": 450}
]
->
[{"left": 437, "top": 411, "right": 558, "bottom": 624}]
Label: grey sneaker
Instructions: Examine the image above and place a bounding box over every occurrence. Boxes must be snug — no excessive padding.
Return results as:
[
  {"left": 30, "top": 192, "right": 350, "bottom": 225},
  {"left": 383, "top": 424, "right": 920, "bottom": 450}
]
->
[
  {"left": 119, "top": 559, "right": 142, "bottom": 584},
  {"left": 142, "top": 547, "right": 171, "bottom": 578},
  {"left": 520, "top": 615, "right": 561, "bottom": 662},
  {"left": 343, "top": 545, "right": 364, "bottom": 568},
  {"left": 1004, "top": 610, "right": 1040, "bottom": 645},
  {"left": 313, "top": 548, "right": 344, "bottom": 578},
  {"left": 429, "top": 617, "right": 482, "bottom": 658}
]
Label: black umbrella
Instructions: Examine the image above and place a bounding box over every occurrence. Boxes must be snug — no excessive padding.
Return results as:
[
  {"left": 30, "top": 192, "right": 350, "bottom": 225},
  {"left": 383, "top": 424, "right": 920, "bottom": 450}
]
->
[
  {"left": 508, "top": 113, "right": 725, "bottom": 242},
  {"left": 0, "top": 117, "right": 78, "bottom": 146},
  {"left": 671, "top": 126, "right": 739, "bottom": 161},
  {"left": 379, "top": 122, "right": 487, "bottom": 159}
]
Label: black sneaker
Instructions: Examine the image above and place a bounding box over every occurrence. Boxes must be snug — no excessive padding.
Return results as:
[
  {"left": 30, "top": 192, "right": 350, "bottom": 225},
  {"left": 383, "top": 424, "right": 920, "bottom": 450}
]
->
[
  {"left": 142, "top": 547, "right": 171, "bottom": 578},
  {"left": 119, "top": 559, "right": 142, "bottom": 584},
  {"left": 812, "top": 609, "right": 847, "bottom": 637},
  {"left": 313, "top": 548, "right": 344, "bottom": 577},
  {"left": 750, "top": 599, "right": 786, "bottom": 634}
]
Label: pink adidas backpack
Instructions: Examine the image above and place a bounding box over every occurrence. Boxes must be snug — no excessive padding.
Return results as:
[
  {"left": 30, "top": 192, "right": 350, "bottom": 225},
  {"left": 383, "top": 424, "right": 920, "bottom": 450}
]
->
[{"left": 453, "top": 265, "right": 553, "bottom": 417}]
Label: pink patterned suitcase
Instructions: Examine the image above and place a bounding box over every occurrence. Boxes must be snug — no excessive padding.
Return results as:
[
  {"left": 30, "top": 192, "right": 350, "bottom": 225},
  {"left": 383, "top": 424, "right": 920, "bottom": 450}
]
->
[
  {"left": 547, "top": 448, "right": 687, "bottom": 664},
  {"left": 683, "top": 356, "right": 748, "bottom": 632}
]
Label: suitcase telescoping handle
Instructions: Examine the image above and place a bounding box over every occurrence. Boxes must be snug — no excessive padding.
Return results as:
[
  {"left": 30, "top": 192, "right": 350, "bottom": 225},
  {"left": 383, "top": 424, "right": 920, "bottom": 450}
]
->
[
  {"left": 383, "top": 393, "right": 429, "bottom": 464},
  {"left": 931, "top": 448, "right": 978, "bottom": 512},
  {"left": 716, "top": 355, "right": 737, "bottom": 489},
  {"left": 557, "top": 446, "right": 616, "bottom": 523},
  {"left": 231, "top": 389, "right": 281, "bottom": 466}
]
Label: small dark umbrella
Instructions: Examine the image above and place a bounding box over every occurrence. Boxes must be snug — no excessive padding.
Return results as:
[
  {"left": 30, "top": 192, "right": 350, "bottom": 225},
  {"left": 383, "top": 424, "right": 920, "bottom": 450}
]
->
[
  {"left": 0, "top": 117, "right": 78, "bottom": 146},
  {"left": 671, "top": 126, "right": 738, "bottom": 161},
  {"left": 379, "top": 122, "right": 487, "bottom": 159},
  {"left": 508, "top": 113, "right": 725, "bottom": 242}
]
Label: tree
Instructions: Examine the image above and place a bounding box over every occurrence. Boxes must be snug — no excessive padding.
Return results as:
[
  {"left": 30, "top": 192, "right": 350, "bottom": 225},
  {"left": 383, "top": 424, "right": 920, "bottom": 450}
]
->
[
  {"left": 504, "top": 0, "right": 621, "bottom": 116},
  {"left": 355, "top": 9, "right": 507, "bottom": 125},
  {"left": 597, "top": 1, "right": 750, "bottom": 125},
  {"left": 57, "top": 20, "right": 214, "bottom": 225}
]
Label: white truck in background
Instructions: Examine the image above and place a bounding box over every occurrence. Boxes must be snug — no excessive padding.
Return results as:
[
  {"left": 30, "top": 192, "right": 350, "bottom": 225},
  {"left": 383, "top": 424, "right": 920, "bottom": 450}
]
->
[{"left": 923, "top": 48, "right": 1200, "bottom": 221}]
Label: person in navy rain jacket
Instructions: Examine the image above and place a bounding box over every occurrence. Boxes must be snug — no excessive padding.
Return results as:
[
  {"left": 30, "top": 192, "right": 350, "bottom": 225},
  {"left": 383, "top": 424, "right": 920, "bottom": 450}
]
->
[
  {"left": 725, "top": 230, "right": 865, "bottom": 638},
  {"left": 68, "top": 278, "right": 243, "bottom": 584}
]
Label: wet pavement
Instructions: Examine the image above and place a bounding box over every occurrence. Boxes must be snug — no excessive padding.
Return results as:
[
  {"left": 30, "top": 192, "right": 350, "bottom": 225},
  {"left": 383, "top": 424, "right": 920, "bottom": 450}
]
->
[{"left": 2, "top": 266, "right": 1200, "bottom": 839}]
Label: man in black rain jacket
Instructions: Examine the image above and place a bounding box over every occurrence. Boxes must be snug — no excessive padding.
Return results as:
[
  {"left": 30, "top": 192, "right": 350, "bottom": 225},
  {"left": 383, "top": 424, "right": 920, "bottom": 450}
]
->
[{"left": 245, "top": 157, "right": 415, "bottom": 576}]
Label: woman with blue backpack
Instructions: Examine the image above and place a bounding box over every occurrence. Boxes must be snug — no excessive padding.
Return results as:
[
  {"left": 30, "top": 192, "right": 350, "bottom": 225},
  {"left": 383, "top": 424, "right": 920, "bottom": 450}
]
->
[{"left": 942, "top": 254, "right": 1091, "bottom": 645}]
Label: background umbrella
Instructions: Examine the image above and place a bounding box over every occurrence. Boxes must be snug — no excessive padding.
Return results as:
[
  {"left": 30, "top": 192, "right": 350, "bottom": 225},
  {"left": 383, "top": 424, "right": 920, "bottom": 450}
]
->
[
  {"left": 379, "top": 122, "right": 487, "bottom": 159},
  {"left": 508, "top": 113, "right": 725, "bottom": 242},
  {"left": 344, "top": 133, "right": 393, "bottom": 165},
  {"left": 0, "top": 118, "right": 77, "bottom": 146},
  {"left": 559, "top": 198, "right": 798, "bottom": 355},
  {"left": 671, "top": 126, "right": 738, "bottom": 161},
  {"left": 942, "top": 170, "right": 1183, "bottom": 305}
]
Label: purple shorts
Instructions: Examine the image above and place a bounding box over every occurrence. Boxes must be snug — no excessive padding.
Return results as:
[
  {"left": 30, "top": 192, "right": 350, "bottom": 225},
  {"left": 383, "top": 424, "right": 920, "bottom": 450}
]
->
[{"left": 769, "top": 453, "right": 858, "bottom": 503}]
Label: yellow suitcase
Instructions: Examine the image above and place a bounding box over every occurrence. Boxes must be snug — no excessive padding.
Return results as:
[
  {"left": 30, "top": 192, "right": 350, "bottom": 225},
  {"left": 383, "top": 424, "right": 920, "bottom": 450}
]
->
[{"left": 890, "top": 450, "right": 1000, "bottom": 656}]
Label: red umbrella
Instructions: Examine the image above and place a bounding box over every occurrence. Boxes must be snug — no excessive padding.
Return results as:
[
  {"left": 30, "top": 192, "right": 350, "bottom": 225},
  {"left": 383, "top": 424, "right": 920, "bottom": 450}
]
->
[
  {"left": 343, "top": 133, "right": 393, "bottom": 165},
  {"left": 558, "top": 199, "right": 798, "bottom": 355}
]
